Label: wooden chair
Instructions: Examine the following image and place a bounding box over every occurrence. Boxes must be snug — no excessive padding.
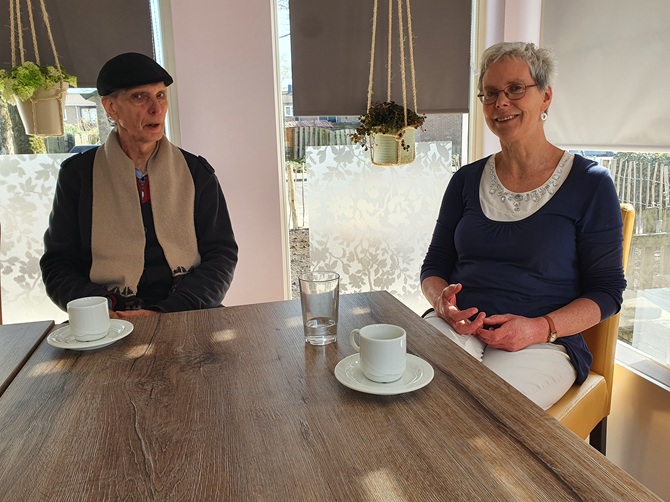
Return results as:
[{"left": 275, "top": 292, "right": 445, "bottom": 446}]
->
[{"left": 547, "top": 203, "right": 635, "bottom": 454}]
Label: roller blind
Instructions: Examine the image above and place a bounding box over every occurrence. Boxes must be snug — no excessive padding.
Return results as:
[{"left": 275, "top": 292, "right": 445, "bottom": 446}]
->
[
  {"left": 0, "top": 0, "right": 154, "bottom": 88},
  {"left": 289, "top": 0, "right": 472, "bottom": 116},
  {"left": 541, "top": 0, "right": 670, "bottom": 151}
]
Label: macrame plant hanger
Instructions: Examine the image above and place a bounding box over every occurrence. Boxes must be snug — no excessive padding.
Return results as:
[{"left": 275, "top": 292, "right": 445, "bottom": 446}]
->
[
  {"left": 9, "top": 0, "right": 68, "bottom": 136},
  {"left": 366, "top": 0, "right": 420, "bottom": 166}
]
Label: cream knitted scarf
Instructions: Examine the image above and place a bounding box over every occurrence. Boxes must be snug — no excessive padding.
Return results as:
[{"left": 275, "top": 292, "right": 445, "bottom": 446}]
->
[{"left": 90, "top": 130, "right": 200, "bottom": 297}]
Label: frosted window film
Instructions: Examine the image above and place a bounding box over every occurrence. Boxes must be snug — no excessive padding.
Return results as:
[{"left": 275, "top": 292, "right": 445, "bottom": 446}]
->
[
  {"left": 1, "top": 155, "right": 68, "bottom": 323},
  {"left": 306, "top": 142, "right": 453, "bottom": 314}
]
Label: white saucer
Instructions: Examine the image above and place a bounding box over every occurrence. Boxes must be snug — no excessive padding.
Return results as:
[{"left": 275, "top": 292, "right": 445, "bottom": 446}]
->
[
  {"left": 334, "top": 353, "right": 434, "bottom": 395},
  {"left": 47, "top": 320, "right": 134, "bottom": 351}
]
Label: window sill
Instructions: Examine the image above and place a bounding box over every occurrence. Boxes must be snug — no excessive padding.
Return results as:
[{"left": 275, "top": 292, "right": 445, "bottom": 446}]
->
[{"left": 616, "top": 341, "right": 670, "bottom": 391}]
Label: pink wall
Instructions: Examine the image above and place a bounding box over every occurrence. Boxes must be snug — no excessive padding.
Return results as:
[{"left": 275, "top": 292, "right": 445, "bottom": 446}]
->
[
  {"left": 478, "top": 0, "right": 542, "bottom": 158},
  {"left": 169, "top": 0, "right": 288, "bottom": 305}
]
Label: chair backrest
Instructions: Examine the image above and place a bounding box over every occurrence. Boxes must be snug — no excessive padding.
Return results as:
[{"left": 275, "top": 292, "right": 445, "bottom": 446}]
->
[{"left": 581, "top": 203, "right": 635, "bottom": 410}]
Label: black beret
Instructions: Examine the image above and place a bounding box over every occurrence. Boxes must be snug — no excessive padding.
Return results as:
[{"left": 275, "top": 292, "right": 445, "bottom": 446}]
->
[{"left": 96, "top": 52, "right": 173, "bottom": 96}]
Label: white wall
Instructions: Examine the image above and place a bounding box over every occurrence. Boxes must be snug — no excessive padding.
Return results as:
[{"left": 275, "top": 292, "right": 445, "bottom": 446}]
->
[{"left": 168, "top": 0, "right": 288, "bottom": 306}]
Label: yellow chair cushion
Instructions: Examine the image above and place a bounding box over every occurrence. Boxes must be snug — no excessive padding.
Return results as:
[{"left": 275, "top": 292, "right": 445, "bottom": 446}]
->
[{"left": 547, "top": 372, "right": 609, "bottom": 439}]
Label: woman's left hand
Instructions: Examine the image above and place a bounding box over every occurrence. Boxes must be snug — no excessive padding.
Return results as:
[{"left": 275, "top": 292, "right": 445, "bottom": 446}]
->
[{"left": 476, "top": 314, "right": 547, "bottom": 351}]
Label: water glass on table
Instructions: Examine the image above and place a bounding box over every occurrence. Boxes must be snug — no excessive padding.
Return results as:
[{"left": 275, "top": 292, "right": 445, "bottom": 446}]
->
[{"left": 299, "top": 271, "right": 339, "bottom": 345}]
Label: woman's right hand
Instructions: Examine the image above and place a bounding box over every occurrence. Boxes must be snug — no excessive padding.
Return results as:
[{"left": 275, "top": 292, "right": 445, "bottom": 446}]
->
[{"left": 433, "top": 282, "right": 486, "bottom": 335}]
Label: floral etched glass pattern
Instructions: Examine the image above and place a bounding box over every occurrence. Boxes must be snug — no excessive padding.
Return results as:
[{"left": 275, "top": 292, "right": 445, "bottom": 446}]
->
[
  {"left": 306, "top": 142, "right": 453, "bottom": 314},
  {"left": 1, "top": 154, "right": 69, "bottom": 323}
]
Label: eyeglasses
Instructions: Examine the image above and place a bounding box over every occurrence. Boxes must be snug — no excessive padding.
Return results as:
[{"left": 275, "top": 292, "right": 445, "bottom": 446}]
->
[{"left": 477, "top": 83, "right": 538, "bottom": 105}]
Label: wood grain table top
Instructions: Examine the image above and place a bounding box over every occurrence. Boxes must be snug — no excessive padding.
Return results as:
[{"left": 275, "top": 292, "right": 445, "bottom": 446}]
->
[
  {"left": 0, "top": 320, "right": 54, "bottom": 396},
  {"left": 0, "top": 292, "right": 660, "bottom": 501}
]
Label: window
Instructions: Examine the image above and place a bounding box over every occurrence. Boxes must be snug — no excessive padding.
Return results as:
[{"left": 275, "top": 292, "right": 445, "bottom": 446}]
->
[
  {"left": 0, "top": 1, "right": 163, "bottom": 324},
  {"left": 277, "top": 2, "right": 469, "bottom": 312},
  {"left": 542, "top": 0, "right": 670, "bottom": 371},
  {"left": 606, "top": 152, "right": 670, "bottom": 367},
  {"left": 571, "top": 152, "right": 670, "bottom": 370},
  {"left": 80, "top": 107, "right": 96, "bottom": 122}
]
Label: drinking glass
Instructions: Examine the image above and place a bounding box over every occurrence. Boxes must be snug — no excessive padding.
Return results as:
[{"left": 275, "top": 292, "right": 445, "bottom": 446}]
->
[{"left": 299, "top": 271, "right": 339, "bottom": 345}]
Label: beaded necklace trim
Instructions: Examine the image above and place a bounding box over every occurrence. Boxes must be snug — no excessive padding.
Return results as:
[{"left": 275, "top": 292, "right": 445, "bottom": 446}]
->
[{"left": 479, "top": 151, "right": 574, "bottom": 222}]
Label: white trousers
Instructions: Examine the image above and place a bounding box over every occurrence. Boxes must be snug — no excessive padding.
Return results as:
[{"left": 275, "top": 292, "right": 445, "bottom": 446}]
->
[{"left": 423, "top": 312, "right": 576, "bottom": 411}]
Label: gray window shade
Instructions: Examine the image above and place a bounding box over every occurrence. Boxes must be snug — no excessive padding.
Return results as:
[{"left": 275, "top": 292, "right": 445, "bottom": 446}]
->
[
  {"left": 541, "top": 0, "right": 670, "bottom": 151},
  {"left": 0, "top": 0, "right": 154, "bottom": 88},
  {"left": 289, "top": 0, "right": 471, "bottom": 116}
]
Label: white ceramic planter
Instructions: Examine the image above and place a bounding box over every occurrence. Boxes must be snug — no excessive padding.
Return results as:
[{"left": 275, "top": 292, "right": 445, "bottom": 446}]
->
[
  {"left": 15, "top": 82, "right": 69, "bottom": 136},
  {"left": 370, "top": 127, "right": 416, "bottom": 166}
]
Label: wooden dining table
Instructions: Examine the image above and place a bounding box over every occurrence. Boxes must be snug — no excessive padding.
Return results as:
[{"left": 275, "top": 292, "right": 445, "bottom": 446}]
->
[
  {"left": 0, "top": 320, "right": 54, "bottom": 396},
  {"left": 0, "top": 291, "right": 660, "bottom": 501}
]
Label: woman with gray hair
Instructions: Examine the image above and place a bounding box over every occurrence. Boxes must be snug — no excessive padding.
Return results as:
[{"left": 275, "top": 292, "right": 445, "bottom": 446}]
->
[{"left": 420, "top": 42, "right": 625, "bottom": 410}]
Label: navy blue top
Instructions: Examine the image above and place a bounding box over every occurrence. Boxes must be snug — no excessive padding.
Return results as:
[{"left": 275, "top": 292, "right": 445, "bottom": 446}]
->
[{"left": 420, "top": 154, "right": 626, "bottom": 384}]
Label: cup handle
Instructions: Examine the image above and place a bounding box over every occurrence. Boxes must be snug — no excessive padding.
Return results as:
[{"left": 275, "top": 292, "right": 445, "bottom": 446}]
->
[{"left": 350, "top": 329, "right": 361, "bottom": 352}]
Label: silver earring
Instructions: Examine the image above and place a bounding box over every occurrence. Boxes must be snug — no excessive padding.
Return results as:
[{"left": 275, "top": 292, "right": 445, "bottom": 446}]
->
[{"left": 541, "top": 112, "right": 548, "bottom": 121}]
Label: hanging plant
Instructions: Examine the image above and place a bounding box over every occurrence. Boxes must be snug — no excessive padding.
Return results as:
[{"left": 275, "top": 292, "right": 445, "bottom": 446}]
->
[
  {"left": 350, "top": 101, "right": 425, "bottom": 151},
  {"left": 0, "top": 61, "right": 77, "bottom": 103},
  {"left": 352, "top": 0, "right": 424, "bottom": 166},
  {"left": 0, "top": 62, "right": 76, "bottom": 137},
  {"left": 3, "top": 0, "right": 78, "bottom": 136}
]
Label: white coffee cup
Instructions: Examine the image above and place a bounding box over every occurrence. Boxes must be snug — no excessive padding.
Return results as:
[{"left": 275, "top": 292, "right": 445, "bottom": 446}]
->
[
  {"left": 67, "top": 296, "right": 111, "bottom": 342},
  {"left": 350, "top": 324, "right": 407, "bottom": 383}
]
